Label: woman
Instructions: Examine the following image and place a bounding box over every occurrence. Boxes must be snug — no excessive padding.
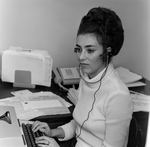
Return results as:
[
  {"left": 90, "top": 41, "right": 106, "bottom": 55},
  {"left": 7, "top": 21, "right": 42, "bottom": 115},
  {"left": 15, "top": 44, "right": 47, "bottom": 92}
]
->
[{"left": 32, "top": 7, "right": 133, "bottom": 147}]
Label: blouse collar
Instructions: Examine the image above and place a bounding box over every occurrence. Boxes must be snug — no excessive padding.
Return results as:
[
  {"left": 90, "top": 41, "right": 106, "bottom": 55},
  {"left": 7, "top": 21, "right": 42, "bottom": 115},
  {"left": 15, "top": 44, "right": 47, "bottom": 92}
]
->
[{"left": 81, "top": 63, "right": 115, "bottom": 86}]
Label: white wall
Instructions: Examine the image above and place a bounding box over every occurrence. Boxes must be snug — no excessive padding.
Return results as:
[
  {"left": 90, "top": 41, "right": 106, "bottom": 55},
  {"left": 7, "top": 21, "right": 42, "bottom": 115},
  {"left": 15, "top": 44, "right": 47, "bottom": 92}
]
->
[{"left": 0, "top": 0, "right": 150, "bottom": 80}]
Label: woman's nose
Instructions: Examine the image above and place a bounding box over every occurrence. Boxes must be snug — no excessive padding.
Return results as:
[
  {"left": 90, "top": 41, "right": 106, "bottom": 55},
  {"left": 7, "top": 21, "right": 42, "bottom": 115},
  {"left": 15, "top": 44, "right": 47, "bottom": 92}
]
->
[{"left": 79, "top": 50, "right": 86, "bottom": 60}]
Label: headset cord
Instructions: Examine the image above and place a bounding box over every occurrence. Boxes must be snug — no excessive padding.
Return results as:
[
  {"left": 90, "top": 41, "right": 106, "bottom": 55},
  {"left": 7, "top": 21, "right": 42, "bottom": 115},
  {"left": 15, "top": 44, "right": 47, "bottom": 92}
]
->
[{"left": 76, "top": 61, "right": 109, "bottom": 140}]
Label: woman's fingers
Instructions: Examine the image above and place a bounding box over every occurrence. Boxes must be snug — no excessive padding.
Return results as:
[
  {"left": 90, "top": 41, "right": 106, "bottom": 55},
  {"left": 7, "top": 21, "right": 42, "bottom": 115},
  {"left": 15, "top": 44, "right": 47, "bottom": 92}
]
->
[
  {"left": 32, "top": 121, "right": 47, "bottom": 132},
  {"left": 35, "top": 136, "right": 49, "bottom": 144},
  {"left": 35, "top": 136, "right": 60, "bottom": 147}
]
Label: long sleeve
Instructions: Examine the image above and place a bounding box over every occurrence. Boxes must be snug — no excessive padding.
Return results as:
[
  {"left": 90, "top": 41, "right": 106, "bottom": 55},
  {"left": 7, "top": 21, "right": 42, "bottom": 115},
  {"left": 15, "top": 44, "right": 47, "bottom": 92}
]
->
[
  {"left": 102, "top": 92, "right": 133, "bottom": 147},
  {"left": 58, "top": 119, "right": 77, "bottom": 141}
]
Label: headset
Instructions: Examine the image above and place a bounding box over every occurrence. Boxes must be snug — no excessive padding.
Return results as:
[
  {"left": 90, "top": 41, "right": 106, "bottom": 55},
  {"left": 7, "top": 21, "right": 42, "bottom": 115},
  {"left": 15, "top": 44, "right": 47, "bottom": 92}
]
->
[{"left": 76, "top": 47, "right": 112, "bottom": 139}]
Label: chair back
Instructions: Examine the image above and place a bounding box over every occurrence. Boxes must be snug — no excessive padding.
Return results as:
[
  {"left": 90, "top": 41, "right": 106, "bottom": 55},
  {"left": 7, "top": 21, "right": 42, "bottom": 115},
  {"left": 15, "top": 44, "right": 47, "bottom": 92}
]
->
[{"left": 127, "top": 115, "right": 143, "bottom": 147}]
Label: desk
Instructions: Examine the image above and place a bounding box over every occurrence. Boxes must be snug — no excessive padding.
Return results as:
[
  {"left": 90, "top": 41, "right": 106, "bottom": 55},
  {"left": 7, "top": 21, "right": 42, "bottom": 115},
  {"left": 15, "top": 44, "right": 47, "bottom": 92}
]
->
[
  {"left": 0, "top": 78, "right": 73, "bottom": 126},
  {"left": 0, "top": 78, "right": 150, "bottom": 147},
  {"left": 0, "top": 78, "right": 74, "bottom": 147}
]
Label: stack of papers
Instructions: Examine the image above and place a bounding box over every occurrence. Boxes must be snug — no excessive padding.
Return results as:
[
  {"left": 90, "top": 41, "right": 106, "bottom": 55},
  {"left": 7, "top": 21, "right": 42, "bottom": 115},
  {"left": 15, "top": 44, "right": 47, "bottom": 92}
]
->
[
  {"left": 67, "top": 88, "right": 78, "bottom": 105},
  {"left": 0, "top": 90, "right": 71, "bottom": 120},
  {"left": 115, "top": 67, "right": 146, "bottom": 87},
  {"left": 130, "top": 90, "right": 150, "bottom": 112}
]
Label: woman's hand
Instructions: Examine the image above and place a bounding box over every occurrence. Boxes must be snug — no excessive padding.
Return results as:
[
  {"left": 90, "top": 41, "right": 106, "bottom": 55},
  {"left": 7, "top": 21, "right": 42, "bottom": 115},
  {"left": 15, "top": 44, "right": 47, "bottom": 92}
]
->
[
  {"left": 32, "top": 121, "right": 51, "bottom": 137},
  {"left": 35, "top": 136, "right": 60, "bottom": 147}
]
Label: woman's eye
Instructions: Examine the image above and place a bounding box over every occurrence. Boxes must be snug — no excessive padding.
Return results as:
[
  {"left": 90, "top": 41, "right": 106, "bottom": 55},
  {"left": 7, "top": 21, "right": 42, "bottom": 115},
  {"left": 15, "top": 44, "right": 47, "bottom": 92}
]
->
[
  {"left": 74, "top": 48, "right": 82, "bottom": 53},
  {"left": 87, "top": 49, "right": 94, "bottom": 53}
]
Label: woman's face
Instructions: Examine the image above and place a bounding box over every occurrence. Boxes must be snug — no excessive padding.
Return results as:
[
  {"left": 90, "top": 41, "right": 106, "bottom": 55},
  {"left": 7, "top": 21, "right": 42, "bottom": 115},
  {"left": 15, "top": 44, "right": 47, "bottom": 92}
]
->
[{"left": 75, "top": 34, "right": 105, "bottom": 78}]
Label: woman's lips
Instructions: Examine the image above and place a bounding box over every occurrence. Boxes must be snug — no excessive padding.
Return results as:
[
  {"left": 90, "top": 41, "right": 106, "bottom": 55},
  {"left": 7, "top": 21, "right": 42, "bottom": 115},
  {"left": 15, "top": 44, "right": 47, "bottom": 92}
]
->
[{"left": 80, "top": 63, "right": 89, "bottom": 68}]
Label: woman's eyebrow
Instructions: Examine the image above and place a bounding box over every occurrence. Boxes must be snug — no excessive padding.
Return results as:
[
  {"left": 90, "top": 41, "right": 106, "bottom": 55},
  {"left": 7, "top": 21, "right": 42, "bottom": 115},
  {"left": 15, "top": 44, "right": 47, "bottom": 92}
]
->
[
  {"left": 75, "top": 44, "right": 80, "bottom": 47},
  {"left": 76, "top": 44, "right": 96, "bottom": 48},
  {"left": 85, "top": 45, "right": 96, "bottom": 48}
]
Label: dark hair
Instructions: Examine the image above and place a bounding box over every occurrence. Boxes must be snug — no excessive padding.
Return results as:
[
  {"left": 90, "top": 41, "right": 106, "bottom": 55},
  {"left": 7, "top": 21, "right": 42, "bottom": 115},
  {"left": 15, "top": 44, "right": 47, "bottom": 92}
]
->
[{"left": 77, "top": 7, "right": 124, "bottom": 62}]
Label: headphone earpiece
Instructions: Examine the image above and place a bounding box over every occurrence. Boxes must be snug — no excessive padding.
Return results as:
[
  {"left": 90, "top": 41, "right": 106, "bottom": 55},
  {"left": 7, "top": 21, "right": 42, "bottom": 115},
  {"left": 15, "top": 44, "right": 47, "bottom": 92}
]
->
[
  {"left": 107, "top": 47, "right": 112, "bottom": 57},
  {"left": 99, "top": 47, "right": 112, "bottom": 63}
]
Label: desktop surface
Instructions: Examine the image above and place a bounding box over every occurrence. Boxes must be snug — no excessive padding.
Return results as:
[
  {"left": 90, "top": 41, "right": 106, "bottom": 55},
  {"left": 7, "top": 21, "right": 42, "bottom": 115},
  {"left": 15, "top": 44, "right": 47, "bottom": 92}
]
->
[
  {"left": 129, "top": 78, "right": 150, "bottom": 95},
  {"left": 0, "top": 78, "right": 73, "bottom": 124}
]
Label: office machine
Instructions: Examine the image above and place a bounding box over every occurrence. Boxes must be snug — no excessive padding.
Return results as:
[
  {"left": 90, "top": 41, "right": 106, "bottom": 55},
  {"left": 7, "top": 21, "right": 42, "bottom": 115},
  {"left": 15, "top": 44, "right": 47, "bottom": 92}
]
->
[
  {"left": 0, "top": 105, "right": 43, "bottom": 147},
  {"left": 1, "top": 47, "right": 53, "bottom": 88}
]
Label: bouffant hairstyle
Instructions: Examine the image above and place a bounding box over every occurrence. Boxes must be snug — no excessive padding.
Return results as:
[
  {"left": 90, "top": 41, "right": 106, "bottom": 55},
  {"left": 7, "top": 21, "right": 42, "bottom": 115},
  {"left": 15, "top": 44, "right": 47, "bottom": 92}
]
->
[{"left": 77, "top": 7, "right": 124, "bottom": 63}]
